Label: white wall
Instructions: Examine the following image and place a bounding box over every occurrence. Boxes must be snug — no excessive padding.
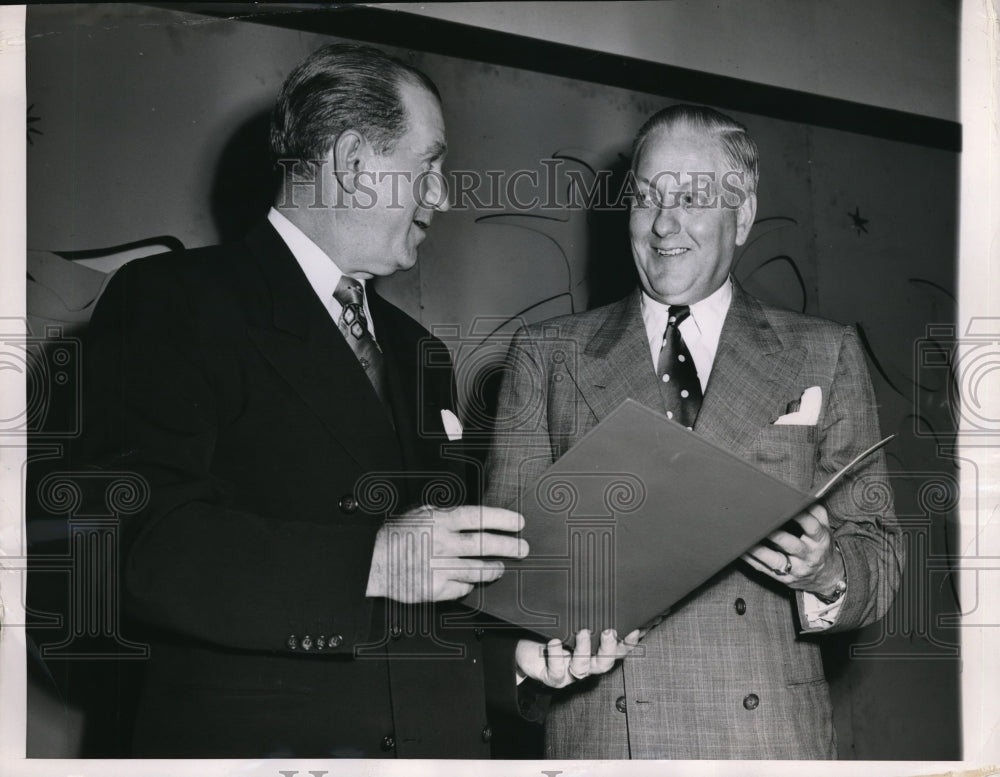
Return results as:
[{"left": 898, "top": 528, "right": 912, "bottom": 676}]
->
[{"left": 376, "top": 0, "right": 959, "bottom": 122}]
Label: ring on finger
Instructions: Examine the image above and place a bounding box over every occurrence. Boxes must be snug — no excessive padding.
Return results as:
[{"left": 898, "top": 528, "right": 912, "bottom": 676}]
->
[{"left": 773, "top": 553, "right": 792, "bottom": 576}]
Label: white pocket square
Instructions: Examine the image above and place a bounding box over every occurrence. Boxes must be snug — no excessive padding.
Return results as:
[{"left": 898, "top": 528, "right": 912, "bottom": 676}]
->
[
  {"left": 773, "top": 386, "right": 822, "bottom": 426},
  {"left": 440, "top": 409, "right": 463, "bottom": 441}
]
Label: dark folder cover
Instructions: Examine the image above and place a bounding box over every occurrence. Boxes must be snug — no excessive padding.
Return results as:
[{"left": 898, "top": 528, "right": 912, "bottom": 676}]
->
[{"left": 472, "top": 399, "right": 837, "bottom": 643}]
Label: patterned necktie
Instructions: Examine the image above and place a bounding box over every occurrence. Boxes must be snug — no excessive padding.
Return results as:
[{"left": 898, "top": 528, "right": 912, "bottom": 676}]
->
[
  {"left": 655, "top": 305, "right": 703, "bottom": 429},
  {"left": 333, "top": 276, "right": 389, "bottom": 408}
]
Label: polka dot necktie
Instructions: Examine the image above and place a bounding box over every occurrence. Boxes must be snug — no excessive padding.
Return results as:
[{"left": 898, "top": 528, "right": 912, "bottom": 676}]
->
[
  {"left": 655, "top": 305, "right": 702, "bottom": 429},
  {"left": 333, "top": 276, "right": 389, "bottom": 408}
]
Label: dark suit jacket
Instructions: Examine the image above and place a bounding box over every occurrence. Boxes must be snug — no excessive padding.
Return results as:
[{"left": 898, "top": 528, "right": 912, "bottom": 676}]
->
[
  {"left": 485, "top": 284, "right": 903, "bottom": 758},
  {"left": 80, "top": 221, "right": 507, "bottom": 758}
]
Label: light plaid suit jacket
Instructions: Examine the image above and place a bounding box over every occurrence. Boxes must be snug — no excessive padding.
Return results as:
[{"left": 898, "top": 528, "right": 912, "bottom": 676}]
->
[{"left": 484, "top": 283, "right": 903, "bottom": 759}]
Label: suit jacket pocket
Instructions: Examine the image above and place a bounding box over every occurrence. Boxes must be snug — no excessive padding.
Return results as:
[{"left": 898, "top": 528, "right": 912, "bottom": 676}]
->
[{"left": 751, "top": 424, "right": 818, "bottom": 492}]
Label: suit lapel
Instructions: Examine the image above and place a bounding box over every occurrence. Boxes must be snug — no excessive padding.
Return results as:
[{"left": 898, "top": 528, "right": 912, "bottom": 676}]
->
[
  {"left": 574, "top": 290, "right": 663, "bottom": 423},
  {"left": 242, "top": 222, "right": 402, "bottom": 472},
  {"left": 694, "top": 283, "right": 805, "bottom": 456},
  {"left": 367, "top": 290, "right": 424, "bottom": 471}
]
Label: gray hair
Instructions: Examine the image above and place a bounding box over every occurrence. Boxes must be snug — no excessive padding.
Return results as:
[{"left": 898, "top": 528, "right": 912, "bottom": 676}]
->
[
  {"left": 631, "top": 104, "right": 759, "bottom": 193},
  {"left": 270, "top": 43, "right": 441, "bottom": 164}
]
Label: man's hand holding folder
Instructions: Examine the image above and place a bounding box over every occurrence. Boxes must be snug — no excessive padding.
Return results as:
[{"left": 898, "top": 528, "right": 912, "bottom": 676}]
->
[{"left": 473, "top": 400, "right": 892, "bottom": 644}]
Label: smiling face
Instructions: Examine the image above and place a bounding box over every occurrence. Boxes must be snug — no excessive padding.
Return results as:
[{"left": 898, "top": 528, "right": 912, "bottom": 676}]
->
[
  {"left": 345, "top": 80, "right": 449, "bottom": 278},
  {"left": 629, "top": 123, "right": 756, "bottom": 306}
]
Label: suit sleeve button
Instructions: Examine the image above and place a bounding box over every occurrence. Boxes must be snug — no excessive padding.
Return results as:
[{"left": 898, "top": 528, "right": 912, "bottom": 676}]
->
[
  {"left": 328, "top": 634, "right": 343, "bottom": 648},
  {"left": 316, "top": 635, "right": 326, "bottom": 650},
  {"left": 380, "top": 734, "right": 395, "bottom": 752},
  {"left": 286, "top": 634, "right": 298, "bottom": 650},
  {"left": 301, "top": 635, "right": 313, "bottom": 651},
  {"left": 339, "top": 495, "right": 358, "bottom": 514},
  {"left": 743, "top": 693, "right": 760, "bottom": 710},
  {"left": 734, "top": 597, "right": 747, "bottom": 615},
  {"left": 481, "top": 725, "right": 493, "bottom": 742},
  {"left": 614, "top": 695, "right": 627, "bottom": 713}
]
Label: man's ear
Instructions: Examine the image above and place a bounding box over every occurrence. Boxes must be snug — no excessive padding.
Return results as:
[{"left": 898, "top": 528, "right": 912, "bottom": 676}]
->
[
  {"left": 331, "top": 130, "right": 365, "bottom": 195},
  {"left": 734, "top": 189, "right": 758, "bottom": 246}
]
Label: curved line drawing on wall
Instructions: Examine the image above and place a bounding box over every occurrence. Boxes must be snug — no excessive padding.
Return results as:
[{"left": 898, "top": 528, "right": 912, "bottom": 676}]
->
[
  {"left": 852, "top": 273, "right": 956, "bottom": 404},
  {"left": 854, "top": 322, "right": 909, "bottom": 399},
  {"left": 741, "top": 254, "right": 807, "bottom": 313},
  {"left": 734, "top": 216, "right": 807, "bottom": 313},
  {"left": 551, "top": 150, "right": 597, "bottom": 176},
  {"left": 907, "top": 277, "right": 956, "bottom": 303},
  {"left": 474, "top": 212, "right": 575, "bottom": 301},
  {"left": 471, "top": 150, "right": 610, "bottom": 329},
  {"left": 27, "top": 103, "right": 43, "bottom": 146},
  {"left": 464, "top": 292, "right": 577, "bottom": 356}
]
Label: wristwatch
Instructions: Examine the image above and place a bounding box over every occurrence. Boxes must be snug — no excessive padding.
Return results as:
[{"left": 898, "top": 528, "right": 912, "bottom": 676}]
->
[
  {"left": 814, "top": 543, "right": 848, "bottom": 604},
  {"left": 814, "top": 577, "right": 847, "bottom": 604}
]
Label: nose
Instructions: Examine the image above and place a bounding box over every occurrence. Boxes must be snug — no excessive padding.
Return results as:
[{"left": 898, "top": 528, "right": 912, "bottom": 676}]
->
[
  {"left": 651, "top": 203, "right": 679, "bottom": 238},
  {"left": 419, "top": 170, "right": 450, "bottom": 212}
]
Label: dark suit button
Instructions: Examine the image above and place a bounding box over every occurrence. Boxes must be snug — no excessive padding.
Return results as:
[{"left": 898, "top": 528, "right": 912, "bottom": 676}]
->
[
  {"left": 328, "top": 634, "right": 343, "bottom": 648},
  {"left": 316, "top": 635, "right": 327, "bottom": 650},
  {"left": 481, "top": 725, "right": 493, "bottom": 742},
  {"left": 734, "top": 598, "right": 747, "bottom": 615},
  {"left": 339, "top": 495, "right": 358, "bottom": 514},
  {"left": 390, "top": 625, "right": 402, "bottom": 640},
  {"left": 301, "top": 635, "right": 313, "bottom": 651},
  {"left": 286, "top": 634, "right": 298, "bottom": 650},
  {"left": 474, "top": 627, "right": 485, "bottom": 640},
  {"left": 615, "top": 695, "right": 627, "bottom": 713},
  {"left": 380, "top": 734, "right": 395, "bottom": 752},
  {"left": 743, "top": 693, "right": 760, "bottom": 710}
]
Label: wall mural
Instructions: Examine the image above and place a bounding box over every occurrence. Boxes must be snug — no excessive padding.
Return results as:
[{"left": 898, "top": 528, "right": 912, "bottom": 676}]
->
[{"left": 22, "top": 5, "right": 961, "bottom": 759}]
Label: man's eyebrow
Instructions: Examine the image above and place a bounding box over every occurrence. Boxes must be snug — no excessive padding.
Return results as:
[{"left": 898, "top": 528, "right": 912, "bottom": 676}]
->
[{"left": 423, "top": 140, "right": 448, "bottom": 161}]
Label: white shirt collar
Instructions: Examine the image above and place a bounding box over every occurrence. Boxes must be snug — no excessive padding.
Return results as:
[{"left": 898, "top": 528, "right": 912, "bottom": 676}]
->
[
  {"left": 267, "top": 207, "right": 375, "bottom": 337},
  {"left": 639, "top": 278, "right": 733, "bottom": 390}
]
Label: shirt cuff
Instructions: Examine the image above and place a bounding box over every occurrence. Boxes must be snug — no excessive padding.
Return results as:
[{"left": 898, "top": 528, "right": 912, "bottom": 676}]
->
[{"left": 799, "top": 590, "right": 844, "bottom": 630}]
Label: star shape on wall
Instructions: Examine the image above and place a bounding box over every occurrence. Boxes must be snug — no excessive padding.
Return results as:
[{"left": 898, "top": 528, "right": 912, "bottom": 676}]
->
[
  {"left": 848, "top": 206, "right": 869, "bottom": 235},
  {"left": 27, "top": 103, "right": 43, "bottom": 145}
]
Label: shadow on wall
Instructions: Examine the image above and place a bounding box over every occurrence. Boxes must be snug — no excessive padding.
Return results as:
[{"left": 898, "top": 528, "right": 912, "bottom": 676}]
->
[
  {"left": 210, "top": 109, "right": 279, "bottom": 243},
  {"left": 461, "top": 150, "right": 637, "bottom": 452},
  {"left": 585, "top": 152, "right": 636, "bottom": 309},
  {"left": 25, "top": 110, "right": 282, "bottom": 759}
]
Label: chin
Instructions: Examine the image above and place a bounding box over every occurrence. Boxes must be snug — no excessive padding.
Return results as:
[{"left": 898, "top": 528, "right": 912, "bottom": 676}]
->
[
  {"left": 649, "top": 283, "right": 700, "bottom": 306},
  {"left": 395, "top": 253, "right": 419, "bottom": 273}
]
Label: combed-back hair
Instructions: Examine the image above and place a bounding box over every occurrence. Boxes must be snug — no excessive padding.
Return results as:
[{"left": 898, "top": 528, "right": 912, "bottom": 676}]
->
[
  {"left": 270, "top": 43, "right": 441, "bottom": 165},
  {"left": 631, "top": 104, "right": 759, "bottom": 192}
]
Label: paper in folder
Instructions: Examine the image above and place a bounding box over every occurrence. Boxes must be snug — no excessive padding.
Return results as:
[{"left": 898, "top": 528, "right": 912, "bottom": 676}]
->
[{"left": 472, "top": 399, "right": 891, "bottom": 643}]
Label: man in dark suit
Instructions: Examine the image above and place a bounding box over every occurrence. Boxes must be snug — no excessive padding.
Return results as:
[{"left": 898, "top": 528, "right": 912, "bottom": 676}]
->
[
  {"left": 80, "top": 43, "right": 625, "bottom": 758},
  {"left": 486, "top": 105, "right": 904, "bottom": 758}
]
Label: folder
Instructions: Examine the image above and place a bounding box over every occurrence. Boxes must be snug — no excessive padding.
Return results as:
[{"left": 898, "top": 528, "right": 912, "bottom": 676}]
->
[{"left": 471, "top": 399, "right": 890, "bottom": 643}]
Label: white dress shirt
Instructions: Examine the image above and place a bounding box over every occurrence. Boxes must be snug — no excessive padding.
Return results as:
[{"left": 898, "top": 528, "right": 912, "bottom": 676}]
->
[
  {"left": 267, "top": 207, "right": 376, "bottom": 339},
  {"left": 639, "top": 277, "right": 842, "bottom": 629},
  {"left": 640, "top": 276, "right": 732, "bottom": 393}
]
